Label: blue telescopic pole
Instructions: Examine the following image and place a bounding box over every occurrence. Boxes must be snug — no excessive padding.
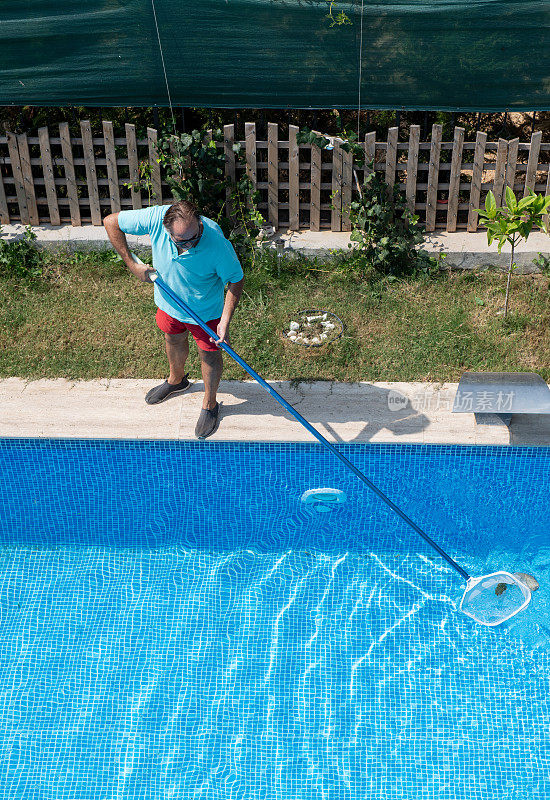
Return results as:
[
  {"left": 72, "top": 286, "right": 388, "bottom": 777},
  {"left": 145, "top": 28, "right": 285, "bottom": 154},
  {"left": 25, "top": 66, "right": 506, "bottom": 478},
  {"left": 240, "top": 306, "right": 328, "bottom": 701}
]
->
[{"left": 150, "top": 270, "right": 470, "bottom": 581}]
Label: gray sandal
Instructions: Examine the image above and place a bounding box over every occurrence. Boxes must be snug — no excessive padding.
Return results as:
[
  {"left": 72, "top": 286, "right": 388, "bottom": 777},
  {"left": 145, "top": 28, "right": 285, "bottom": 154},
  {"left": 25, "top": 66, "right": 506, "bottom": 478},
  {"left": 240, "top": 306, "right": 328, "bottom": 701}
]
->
[
  {"left": 145, "top": 374, "right": 190, "bottom": 405},
  {"left": 195, "top": 403, "right": 220, "bottom": 439}
]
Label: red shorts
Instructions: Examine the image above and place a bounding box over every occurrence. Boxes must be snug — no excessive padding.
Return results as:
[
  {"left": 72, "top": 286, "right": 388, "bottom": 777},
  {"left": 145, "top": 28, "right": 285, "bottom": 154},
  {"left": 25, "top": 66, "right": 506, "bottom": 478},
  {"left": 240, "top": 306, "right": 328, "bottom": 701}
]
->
[{"left": 155, "top": 308, "right": 221, "bottom": 351}]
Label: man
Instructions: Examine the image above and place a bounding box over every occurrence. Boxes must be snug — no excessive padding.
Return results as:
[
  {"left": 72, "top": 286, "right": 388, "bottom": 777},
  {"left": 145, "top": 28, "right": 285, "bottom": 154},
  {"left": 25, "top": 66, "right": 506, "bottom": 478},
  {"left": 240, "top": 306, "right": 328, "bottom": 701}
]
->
[{"left": 103, "top": 200, "right": 244, "bottom": 439}]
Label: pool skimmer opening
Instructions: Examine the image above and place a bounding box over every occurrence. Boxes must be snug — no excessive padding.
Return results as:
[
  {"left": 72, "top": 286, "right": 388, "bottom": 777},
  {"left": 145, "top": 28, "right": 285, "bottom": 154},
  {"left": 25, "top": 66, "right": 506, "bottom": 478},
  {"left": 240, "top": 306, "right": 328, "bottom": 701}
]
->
[{"left": 301, "top": 488, "right": 347, "bottom": 513}]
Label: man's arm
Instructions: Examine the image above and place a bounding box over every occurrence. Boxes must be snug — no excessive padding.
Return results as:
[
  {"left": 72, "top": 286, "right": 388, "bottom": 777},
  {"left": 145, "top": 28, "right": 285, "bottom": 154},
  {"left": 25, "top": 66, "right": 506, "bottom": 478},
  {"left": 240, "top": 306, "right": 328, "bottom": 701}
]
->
[
  {"left": 103, "top": 212, "right": 154, "bottom": 282},
  {"left": 214, "top": 277, "right": 244, "bottom": 345}
]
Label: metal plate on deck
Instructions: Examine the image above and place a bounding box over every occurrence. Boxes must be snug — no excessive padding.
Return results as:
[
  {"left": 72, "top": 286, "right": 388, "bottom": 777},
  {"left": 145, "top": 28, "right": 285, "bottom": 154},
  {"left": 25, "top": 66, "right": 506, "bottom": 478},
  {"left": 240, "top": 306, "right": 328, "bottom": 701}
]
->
[{"left": 453, "top": 372, "right": 550, "bottom": 415}]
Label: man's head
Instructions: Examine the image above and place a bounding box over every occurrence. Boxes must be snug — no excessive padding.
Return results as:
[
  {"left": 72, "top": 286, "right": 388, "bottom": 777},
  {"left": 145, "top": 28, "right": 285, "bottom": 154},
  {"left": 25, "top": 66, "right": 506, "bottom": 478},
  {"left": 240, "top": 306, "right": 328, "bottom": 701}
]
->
[{"left": 164, "top": 200, "right": 203, "bottom": 250}]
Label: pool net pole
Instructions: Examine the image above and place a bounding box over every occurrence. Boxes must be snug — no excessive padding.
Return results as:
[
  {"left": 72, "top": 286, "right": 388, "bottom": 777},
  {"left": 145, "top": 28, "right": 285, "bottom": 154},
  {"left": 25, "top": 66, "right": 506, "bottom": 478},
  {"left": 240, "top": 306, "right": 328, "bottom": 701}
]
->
[{"left": 150, "top": 271, "right": 471, "bottom": 582}]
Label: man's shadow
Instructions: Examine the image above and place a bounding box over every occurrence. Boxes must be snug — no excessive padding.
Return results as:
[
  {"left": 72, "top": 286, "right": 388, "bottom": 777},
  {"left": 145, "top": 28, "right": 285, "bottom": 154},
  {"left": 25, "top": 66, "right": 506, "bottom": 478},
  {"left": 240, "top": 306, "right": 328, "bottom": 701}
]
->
[{"left": 187, "top": 379, "right": 431, "bottom": 442}]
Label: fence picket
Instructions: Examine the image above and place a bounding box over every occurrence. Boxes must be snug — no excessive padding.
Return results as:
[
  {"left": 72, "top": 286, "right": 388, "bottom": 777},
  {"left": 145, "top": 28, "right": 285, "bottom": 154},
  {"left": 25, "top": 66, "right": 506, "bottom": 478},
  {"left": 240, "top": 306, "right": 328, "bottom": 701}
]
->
[
  {"left": 544, "top": 159, "right": 550, "bottom": 230},
  {"left": 168, "top": 136, "right": 178, "bottom": 171},
  {"left": 147, "top": 127, "right": 163, "bottom": 204},
  {"left": 59, "top": 123, "right": 81, "bottom": 225},
  {"left": 406, "top": 125, "right": 420, "bottom": 212},
  {"left": 467, "top": 131, "right": 487, "bottom": 232},
  {"left": 38, "top": 126, "right": 60, "bottom": 226},
  {"left": 16, "top": 133, "right": 39, "bottom": 225},
  {"left": 245, "top": 122, "right": 257, "bottom": 189},
  {"left": 505, "top": 138, "right": 519, "bottom": 194},
  {"left": 493, "top": 138, "right": 508, "bottom": 206},
  {"left": 341, "top": 146, "right": 353, "bottom": 231},
  {"left": 446, "top": 127, "right": 465, "bottom": 232},
  {"left": 125, "top": 123, "right": 142, "bottom": 210},
  {"left": 223, "top": 124, "right": 235, "bottom": 219},
  {"left": 223, "top": 124, "right": 235, "bottom": 182},
  {"left": 331, "top": 140, "right": 343, "bottom": 231},
  {"left": 267, "top": 122, "right": 279, "bottom": 230},
  {"left": 425, "top": 124, "right": 442, "bottom": 232},
  {"left": 364, "top": 131, "right": 375, "bottom": 175},
  {"left": 288, "top": 124, "right": 300, "bottom": 230},
  {"left": 310, "top": 137, "right": 321, "bottom": 232},
  {"left": 524, "top": 130, "right": 542, "bottom": 196},
  {"left": 0, "top": 165, "right": 8, "bottom": 223},
  {"left": 81, "top": 121, "right": 102, "bottom": 225},
  {"left": 385, "top": 126, "right": 398, "bottom": 188},
  {"left": 103, "top": 121, "right": 120, "bottom": 213},
  {"left": 6, "top": 130, "right": 29, "bottom": 224}
]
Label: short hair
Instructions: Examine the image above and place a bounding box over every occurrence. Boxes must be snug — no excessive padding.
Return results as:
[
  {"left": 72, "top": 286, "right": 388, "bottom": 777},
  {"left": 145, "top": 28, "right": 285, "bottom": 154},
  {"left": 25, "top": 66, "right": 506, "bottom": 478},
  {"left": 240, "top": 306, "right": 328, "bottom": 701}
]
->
[{"left": 163, "top": 200, "right": 200, "bottom": 231}]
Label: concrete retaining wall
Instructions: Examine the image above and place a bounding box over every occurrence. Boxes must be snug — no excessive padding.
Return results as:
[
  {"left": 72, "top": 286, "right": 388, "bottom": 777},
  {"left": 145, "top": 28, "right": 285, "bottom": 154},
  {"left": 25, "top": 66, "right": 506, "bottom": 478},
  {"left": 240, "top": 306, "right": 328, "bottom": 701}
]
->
[{"left": 1, "top": 223, "right": 549, "bottom": 273}]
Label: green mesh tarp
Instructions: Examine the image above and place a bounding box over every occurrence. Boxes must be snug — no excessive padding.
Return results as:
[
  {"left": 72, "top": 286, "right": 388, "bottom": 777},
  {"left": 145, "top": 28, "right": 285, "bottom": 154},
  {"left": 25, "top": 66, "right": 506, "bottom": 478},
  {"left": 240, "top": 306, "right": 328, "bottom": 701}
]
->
[{"left": 0, "top": 0, "right": 549, "bottom": 110}]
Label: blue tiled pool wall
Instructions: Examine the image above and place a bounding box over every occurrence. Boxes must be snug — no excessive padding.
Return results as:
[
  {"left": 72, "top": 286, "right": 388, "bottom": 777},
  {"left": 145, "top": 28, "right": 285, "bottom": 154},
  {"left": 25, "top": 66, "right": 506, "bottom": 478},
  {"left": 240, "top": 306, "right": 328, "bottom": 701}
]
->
[{"left": 1, "top": 440, "right": 548, "bottom": 568}]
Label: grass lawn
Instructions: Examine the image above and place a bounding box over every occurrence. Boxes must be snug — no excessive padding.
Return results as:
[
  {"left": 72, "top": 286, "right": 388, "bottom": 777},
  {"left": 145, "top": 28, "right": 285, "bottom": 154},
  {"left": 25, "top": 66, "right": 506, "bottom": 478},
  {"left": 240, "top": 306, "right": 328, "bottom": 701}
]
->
[{"left": 1, "top": 248, "right": 549, "bottom": 382}]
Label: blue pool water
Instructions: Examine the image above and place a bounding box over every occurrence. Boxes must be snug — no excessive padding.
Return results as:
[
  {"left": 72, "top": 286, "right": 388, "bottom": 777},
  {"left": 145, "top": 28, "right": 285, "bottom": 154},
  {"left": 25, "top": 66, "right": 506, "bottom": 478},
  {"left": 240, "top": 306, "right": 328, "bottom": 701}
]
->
[{"left": 0, "top": 438, "right": 549, "bottom": 799}]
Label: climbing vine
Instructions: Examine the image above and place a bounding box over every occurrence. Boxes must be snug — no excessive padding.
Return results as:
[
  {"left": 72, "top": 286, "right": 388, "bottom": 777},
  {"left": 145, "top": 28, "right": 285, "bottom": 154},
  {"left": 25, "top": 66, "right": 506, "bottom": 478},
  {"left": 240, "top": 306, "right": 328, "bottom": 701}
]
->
[{"left": 297, "top": 117, "right": 437, "bottom": 277}]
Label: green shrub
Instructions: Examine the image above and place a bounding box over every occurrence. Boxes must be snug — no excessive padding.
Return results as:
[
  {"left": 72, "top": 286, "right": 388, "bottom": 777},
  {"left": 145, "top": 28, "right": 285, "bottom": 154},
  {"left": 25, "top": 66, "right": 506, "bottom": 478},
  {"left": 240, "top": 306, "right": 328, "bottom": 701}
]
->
[
  {"left": 347, "top": 168, "right": 437, "bottom": 278},
  {"left": 0, "top": 226, "right": 44, "bottom": 284},
  {"left": 533, "top": 252, "right": 550, "bottom": 274}
]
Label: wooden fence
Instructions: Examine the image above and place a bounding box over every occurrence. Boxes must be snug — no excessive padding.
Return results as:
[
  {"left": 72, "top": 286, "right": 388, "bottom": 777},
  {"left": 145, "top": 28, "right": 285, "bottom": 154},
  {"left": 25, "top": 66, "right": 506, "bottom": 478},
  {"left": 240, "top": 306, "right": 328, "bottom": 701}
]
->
[{"left": 1, "top": 122, "right": 549, "bottom": 233}]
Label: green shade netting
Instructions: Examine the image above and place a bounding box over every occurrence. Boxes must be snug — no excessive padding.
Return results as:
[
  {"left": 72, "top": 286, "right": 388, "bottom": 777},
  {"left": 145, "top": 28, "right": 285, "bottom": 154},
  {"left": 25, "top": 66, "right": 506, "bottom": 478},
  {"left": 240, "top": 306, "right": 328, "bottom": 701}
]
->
[{"left": 0, "top": 0, "right": 549, "bottom": 110}]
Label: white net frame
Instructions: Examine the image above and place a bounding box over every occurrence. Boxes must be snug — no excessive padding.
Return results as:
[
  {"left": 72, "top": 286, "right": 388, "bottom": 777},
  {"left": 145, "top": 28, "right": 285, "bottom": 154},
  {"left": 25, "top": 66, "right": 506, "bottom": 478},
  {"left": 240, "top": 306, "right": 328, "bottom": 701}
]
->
[{"left": 460, "top": 571, "right": 532, "bottom": 627}]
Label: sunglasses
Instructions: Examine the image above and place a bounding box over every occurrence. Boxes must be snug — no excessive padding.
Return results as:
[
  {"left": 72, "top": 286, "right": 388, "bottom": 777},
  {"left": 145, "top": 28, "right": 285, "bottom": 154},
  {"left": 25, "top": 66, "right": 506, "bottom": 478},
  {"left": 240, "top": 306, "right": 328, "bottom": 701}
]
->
[{"left": 169, "top": 222, "right": 202, "bottom": 247}]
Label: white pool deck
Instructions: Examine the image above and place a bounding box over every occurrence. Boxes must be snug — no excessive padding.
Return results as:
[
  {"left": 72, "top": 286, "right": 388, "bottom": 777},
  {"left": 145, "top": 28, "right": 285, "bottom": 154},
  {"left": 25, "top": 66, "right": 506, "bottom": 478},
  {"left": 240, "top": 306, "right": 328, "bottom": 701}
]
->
[{"left": 1, "top": 378, "right": 548, "bottom": 446}]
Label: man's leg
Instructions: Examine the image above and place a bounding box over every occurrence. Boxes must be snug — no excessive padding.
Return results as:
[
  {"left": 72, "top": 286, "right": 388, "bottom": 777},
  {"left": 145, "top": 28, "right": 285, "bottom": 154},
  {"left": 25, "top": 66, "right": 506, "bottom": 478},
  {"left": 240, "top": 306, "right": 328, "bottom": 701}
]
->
[
  {"left": 194, "top": 348, "right": 222, "bottom": 437},
  {"left": 165, "top": 331, "right": 189, "bottom": 384},
  {"left": 198, "top": 348, "right": 223, "bottom": 410},
  {"left": 145, "top": 330, "right": 191, "bottom": 404}
]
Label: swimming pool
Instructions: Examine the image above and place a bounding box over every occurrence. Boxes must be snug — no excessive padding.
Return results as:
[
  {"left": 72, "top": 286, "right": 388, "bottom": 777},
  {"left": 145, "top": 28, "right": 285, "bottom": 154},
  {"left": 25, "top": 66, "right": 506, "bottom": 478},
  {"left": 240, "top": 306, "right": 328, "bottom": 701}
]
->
[{"left": 0, "top": 438, "right": 549, "bottom": 799}]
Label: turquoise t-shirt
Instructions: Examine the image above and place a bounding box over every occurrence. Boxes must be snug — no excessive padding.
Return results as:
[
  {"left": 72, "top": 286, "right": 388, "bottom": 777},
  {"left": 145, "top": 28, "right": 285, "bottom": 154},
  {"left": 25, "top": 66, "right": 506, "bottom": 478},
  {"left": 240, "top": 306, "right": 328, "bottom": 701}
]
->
[{"left": 117, "top": 205, "right": 244, "bottom": 324}]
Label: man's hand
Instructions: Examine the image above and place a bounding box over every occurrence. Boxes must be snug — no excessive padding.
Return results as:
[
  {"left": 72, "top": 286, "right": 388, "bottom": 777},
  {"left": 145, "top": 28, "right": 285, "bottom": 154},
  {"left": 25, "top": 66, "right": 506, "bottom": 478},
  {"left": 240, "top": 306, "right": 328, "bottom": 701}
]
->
[
  {"left": 210, "top": 320, "right": 230, "bottom": 347},
  {"left": 139, "top": 267, "right": 155, "bottom": 283},
  {"left": 211, "top": 277, "right": 244, "bottom": 348}
]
